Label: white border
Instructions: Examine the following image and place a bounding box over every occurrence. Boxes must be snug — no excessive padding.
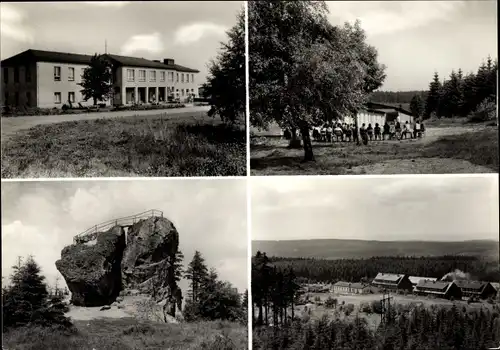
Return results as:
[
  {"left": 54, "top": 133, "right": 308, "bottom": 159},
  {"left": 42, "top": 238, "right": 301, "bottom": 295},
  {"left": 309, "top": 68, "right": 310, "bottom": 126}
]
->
[{"left": 245, "top": 0, "right": 251, "bottom": 179}]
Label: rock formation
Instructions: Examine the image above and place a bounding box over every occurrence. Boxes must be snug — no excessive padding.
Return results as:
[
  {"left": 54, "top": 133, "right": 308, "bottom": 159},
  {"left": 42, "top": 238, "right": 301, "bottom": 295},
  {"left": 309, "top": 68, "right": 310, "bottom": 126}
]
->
[{"left": 56, "top": 216, "right": 181, "bottom": 310}]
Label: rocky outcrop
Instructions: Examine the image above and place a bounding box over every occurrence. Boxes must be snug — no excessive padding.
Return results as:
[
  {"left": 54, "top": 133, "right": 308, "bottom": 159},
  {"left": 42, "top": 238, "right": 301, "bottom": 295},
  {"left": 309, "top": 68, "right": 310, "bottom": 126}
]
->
[
  {"left": 56, "top": 216, "right": 181, "bottom": 309},
  {"left": 55, "top": 226, "right": 126, "bottom": 306}
]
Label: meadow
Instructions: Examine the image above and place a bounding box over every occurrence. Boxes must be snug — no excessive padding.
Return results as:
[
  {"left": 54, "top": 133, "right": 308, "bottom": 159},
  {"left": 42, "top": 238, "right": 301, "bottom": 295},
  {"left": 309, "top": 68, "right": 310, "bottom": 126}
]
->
[
  {"left": 1, "top": 112, "right": 246, "bottom": 178},
  {"left": 2, "top": 317, "right": 248, "bottom": 350}
]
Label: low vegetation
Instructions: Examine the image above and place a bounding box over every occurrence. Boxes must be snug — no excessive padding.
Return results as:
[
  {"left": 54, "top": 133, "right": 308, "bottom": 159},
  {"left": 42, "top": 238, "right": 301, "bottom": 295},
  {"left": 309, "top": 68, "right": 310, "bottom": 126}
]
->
[{"left": 1, "top": 112, "right": 246, "bottom": 178}]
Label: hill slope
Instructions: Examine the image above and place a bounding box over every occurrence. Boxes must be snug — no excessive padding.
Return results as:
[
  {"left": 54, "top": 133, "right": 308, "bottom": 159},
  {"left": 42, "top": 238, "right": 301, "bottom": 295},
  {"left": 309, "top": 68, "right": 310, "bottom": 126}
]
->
[{"left": 252, "top": 239, "right": 499, "bottom": 259}]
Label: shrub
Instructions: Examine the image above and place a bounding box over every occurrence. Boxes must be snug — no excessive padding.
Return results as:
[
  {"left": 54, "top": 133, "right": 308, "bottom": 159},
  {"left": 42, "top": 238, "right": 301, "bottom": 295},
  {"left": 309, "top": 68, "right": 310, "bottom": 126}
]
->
[
  {"left": 344, "top": 303, "right": 355, "bottom": 316},
  {"left": 371, "top": 300, "right": 383, "bottom": 314},
  {"left": 324, "top": 296, "right": 337, "bottom": 309},
  {"left": 360, "top": 302, "right": 371, "bottom": 314},
  {"left": 469, "top": 99, "right": 496, "bottom": 122}
]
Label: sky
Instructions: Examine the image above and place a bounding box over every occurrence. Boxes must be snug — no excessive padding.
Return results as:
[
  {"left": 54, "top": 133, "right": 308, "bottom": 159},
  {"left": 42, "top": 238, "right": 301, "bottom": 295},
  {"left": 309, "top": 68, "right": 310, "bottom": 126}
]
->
[
  {"left": 326, "top": 1, "right": 498, "bottom": 91},
  {"left": 0, "top": 1, "right": 243, "bottom": 85},
  {"left": 1, "top": 179, "right": 248, "bottom": 294},
  {"left": 252, "top": 175, "right": 499, "bottom": 242}
]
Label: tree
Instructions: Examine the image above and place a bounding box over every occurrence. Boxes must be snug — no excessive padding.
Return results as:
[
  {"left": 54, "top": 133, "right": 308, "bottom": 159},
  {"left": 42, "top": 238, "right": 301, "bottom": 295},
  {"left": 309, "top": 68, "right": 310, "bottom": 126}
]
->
[
  {"left": 184, "top": 251, "right": 209, "bottom": 303},
  {"left": 204, "top": 8, "right": 245, "bottom": 123},
  {"left": 410, "top": 95, "right": 424, "bottom": 120},
  {"left": 79, "top": 54, "right": 113, "bottom": 106},
  {"left": 2, "top": 255, "right": 72, "bottom": 330},
  {"left": 425, "top": 72, "right": 442, "bottom": 118},
  {"left": 249, "top": 1, "right": 385, "bottom": 161}
]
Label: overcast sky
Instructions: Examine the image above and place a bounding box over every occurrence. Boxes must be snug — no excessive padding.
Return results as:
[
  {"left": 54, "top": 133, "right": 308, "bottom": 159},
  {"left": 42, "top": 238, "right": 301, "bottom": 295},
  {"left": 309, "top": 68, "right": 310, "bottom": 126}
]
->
[
  {"left": 1, "top": 179, "right": 248, "bottom": 294},
  {"left": 327, "top": 1, "right": 498, "bottom": 91},
  {"left": 0, "top": 1, "right": 243, "bottom": 84},
  {"left": 252, "top": 175, "right": 499, "bottom": 242}
]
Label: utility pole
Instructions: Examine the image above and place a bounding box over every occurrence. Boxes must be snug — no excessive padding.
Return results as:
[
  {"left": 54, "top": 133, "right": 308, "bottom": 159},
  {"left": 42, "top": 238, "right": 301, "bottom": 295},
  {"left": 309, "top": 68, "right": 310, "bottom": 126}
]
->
[{"left": 381, "top": 291, "right": 393, "bottom": 326}]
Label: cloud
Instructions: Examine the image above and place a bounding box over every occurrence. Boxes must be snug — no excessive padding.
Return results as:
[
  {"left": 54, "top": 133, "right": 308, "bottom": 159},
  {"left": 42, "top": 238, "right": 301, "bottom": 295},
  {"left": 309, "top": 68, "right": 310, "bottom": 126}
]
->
[
  {"left": 174, "top": 22, "right": 227, "bottom": 46},
  {"left": 0, "top": 3, "right": 34, "bottom": 43},
  {"left": 327, "top": 1, "right": 465, "bottom": 36},
  {"left": 82, "top": 1, "right": 130, "bottom": 7},
  {"left": 120, "top": 32, "right": 164, "bottom": 55}
]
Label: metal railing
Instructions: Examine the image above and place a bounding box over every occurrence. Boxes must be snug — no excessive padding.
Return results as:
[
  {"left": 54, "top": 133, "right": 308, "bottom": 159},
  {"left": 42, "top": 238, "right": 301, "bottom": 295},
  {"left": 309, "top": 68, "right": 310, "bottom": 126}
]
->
[{"left": 73, "top": 209, "right": 163, "bottom": 244}]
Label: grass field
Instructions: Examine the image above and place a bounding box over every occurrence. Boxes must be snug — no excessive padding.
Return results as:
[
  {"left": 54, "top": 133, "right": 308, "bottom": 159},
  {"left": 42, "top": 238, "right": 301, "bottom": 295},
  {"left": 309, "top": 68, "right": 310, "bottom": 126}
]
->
[
  {"left": 1, "top": 112, "right": 246, "bottom": 178},
  {"left": 2, "top": 318, "right": 248, "bottom": 350},
  {"left": 252, "top": 239, "right": 500, "bottom": 259},
  {"left": 250, "top": 121, "right": 498, "bottom": 175}
]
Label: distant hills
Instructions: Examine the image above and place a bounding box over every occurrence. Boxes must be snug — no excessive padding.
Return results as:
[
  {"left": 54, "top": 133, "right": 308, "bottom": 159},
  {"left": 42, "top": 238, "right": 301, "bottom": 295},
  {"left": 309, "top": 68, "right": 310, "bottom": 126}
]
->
[{"left": 252, "top": 239, "right": 499, "bottom": 260}]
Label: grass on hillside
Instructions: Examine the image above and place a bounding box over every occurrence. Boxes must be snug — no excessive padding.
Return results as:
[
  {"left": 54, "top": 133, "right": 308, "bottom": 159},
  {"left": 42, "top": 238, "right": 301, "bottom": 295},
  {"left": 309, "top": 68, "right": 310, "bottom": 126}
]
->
[
  {"left": 251, "top": 126, "right": 498, "bottom": 175},
  {"left": 1, "top": 114, "right": 246, "bottom": 178},
  {"left": 2, "top": 318, "right": 248, "bottom": 350}
]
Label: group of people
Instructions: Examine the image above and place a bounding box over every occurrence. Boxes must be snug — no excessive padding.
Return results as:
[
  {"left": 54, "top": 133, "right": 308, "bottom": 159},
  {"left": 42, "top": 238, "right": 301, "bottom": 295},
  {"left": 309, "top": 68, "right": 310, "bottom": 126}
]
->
[{"left": 309, "top": 120, "right": 425, "bottom": 144}]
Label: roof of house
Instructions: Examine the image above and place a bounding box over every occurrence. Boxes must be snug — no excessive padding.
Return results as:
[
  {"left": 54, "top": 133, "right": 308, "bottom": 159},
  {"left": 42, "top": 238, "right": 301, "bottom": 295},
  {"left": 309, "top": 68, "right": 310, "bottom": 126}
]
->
[
  {"left": 1, "top": 49, "right": 199, "bottom": 73},
  {"left": 350, "top": 282, "right": 370, "bottom": 289},
  {"left": 409, "top": 276, "right": 438, "bottom": 285},
  {"left": 454, "top": 280, "right": 490, "bottom": 291},
  {"left": 366, "top": 102, "right": 413, "bottom": 116},
  {"left": 415, "top": 280, "right": 453, "bottom": 292},
  {"left": 333, "top": 281, "right": 351, "bottom": 288},
  {"left": 373, "top": 273, "right": 405, "bottom": 283}
]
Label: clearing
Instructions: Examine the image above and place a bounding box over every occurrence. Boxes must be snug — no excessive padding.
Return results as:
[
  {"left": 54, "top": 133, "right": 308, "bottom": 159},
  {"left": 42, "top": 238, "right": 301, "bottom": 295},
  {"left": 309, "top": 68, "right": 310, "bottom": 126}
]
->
[
  {"left": 1, "top": 109, "right": 246, "bottom": 178},
  {"left": 250, "top": 119, "right": 498, "bottom": 175}
]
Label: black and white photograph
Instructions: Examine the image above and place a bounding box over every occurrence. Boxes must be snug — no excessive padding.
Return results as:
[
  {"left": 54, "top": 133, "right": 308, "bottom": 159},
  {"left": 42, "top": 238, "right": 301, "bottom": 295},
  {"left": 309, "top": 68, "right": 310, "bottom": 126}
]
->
[
  {"left": 1, "top": 179, "right": 248, "bottom": 349},
  {"left": 1, "top": 1, "right": 246, "bottom": 178},
  {"left": 251, "top": 175, "right": 500, "bottom": 349},
  {"left": 249, "top": 1, "right": 498, "bottom": 175}
]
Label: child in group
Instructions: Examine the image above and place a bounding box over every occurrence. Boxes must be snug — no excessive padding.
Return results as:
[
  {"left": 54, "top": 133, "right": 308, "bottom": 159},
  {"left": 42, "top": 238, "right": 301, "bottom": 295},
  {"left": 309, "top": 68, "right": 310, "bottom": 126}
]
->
[
  {"left": 359, "top": 123, "right": 368, "bottom": 145},
  {"left": 383, "top": 122, "right": 390, "bottom": 140},
  {"left": 344, "top": 123, "right": 352, "bottom": 142},
  {"left": 402, "top": 121, "right": 411, "bottom": 139},
  {"left": 334, "top": 123, "right": 343, "bottom": 142},
  {"left": 414, "top": 120, "right": 421, "bottom": 138},
  {"left": 389, "top": 122, "right": 396, "bottom": 140},
  {"left": 366, "top": 123, "right": 374, "bottom": 141},
  {"left": 374, "top": 123, "right": 381, "bottom": 141},
  {"left": 351, "top": 124, "right": 359, "bottom": 143},
  {"left": 326, "top": 123, "right": 333, "bottom": 143},
  {"left": 395, "top": 120, "right": 402, "bottom": 140},
  {"left": 420, "top": 122, "right": 426, "bottom": 137}
]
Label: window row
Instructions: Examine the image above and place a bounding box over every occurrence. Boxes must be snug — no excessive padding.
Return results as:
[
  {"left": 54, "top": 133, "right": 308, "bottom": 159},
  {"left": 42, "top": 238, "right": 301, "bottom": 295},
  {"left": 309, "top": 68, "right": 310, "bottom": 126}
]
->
[
  {"left": 54, "top": 91, "right": 79, "bottom": 104},
  {"left": 3, "top": 67, "right": 32, "bottom": 84},
  {"left": 126, "top": 69, "right": 194, "bottom": 84},
  {"left": 53, "top": 66, "right": 84, "bottom": 82}
]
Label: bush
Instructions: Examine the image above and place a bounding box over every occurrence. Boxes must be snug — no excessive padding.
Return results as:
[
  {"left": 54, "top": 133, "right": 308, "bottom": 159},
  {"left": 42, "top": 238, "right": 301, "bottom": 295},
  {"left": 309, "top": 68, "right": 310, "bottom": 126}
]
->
[
  {"left": 469, "top": 99, "right": 496, "bottom": 122},
  {"left": 344, "top": 303, "right": 355, "bottom": 316},
  {"left": 324, "top": 296, "right": 337, "bottom": 309},
  {"left": 371, "top": 300, "right": 383, "bottom": 314},
  {"left": 360, "top": 302, "right": 372, "bottom": 314}
]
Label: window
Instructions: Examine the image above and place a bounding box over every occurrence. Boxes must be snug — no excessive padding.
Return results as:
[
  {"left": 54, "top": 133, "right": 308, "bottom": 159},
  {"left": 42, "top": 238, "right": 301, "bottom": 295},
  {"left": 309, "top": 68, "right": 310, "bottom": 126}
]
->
[
  {"left": 150, "top": 70, "right": 156, "bottom": 82},
  {"left": 160, "top": 71, "right": 165, "bottom": 82},
  {"left": 26, "top": 92, "right": 31, "bottom": 107},
  {"left": 54, "top": 66, "right": 61, "bottom": 81},
  {"left": 25, "top": 66, "right": 31, "bottom": 82},
  {"left": 168, "top": 72, "right": 173, "bottom": 82},
  {"left": 68, "top": 67, "right": 75, "bottom": 81},
  {"left": 191, "top": 74, "right": 194, "bottom": 82},
  {"left": 68, "top": 92, "right": 75, "bottom": 103},
  {"left": 54, "top": 92, "right": 61, "bottom": 104},
  {"left": 186, "top": 74, "right": 189, "bottom": 83},
  {"left": 181, "top": 89, "right": 184, "bottom": 96},
  {"left": 139, "top": 70, "right": 146, "bottom": 82},
  {"left": 14, "top": 67, "right": 19, "bottom": 83},
  {"left": 176, "top": 73, "right": 179, "bottom": 82},
  {"left": 127, "top": 69, "right": 135, "bottom": 82},
  {"left": 3, "top": 67, "right": 8, "bottom": 83},
  {"left": 81, "top": 68, "right": 86, "bottom": 79},
  {"left": 181, "top": 73, "right": 184, "bottom": 83}
]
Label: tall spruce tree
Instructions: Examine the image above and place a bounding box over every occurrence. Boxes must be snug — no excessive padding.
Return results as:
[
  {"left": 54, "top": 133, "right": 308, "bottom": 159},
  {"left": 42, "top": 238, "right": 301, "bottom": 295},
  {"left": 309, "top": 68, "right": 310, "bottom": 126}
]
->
[
  {"left": 184, "top": 251, "right": 209, "bottom": 302},
  {"left": 410, "top": 95, "right": 424, "bottom": 119},
  {"left": 425, "top": 72, "right": 442, "bottom": 118}
]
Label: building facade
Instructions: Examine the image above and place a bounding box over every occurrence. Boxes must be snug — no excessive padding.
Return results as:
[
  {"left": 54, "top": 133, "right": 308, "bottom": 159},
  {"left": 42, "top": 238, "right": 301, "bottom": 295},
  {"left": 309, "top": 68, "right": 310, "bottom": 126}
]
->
[
  {"left": 341, "top": 102, "right": 415, "bottom": 126},
  {"left": 332, "top": 281, "right": 371, "bottom": 294},
  {"left": 413, "top": 280, "right": 462, "bottom": 300},
  {"left": 1, "top": 49, "right": 200, "bottom": 109},
  {"left": 454, "top": 280, "right": 497, "bottom": 300}
]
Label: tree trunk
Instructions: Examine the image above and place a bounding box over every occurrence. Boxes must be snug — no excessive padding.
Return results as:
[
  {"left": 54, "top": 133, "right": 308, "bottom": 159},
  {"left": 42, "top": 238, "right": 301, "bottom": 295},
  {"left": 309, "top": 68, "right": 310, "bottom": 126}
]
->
[
  {"left": 354, "top": 113, "right": 360, "bottom": 145},
  {"left": 258, "top": 304, "right": 263, "bottom": 326},
  {"left": 300, "top": 126, "right": 315, "bottom": 162}
]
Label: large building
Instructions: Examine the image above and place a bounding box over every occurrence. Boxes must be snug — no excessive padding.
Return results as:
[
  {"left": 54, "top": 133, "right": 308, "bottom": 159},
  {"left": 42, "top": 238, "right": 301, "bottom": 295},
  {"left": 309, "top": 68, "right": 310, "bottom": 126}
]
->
[
  {"left": 1, "top": 49, "right": 200, "bottom": 109},
  {"left": 371, "top": 273, "right": 413, "bottom": 292},
  {"left": 413, "top": 280, "right": 462, "bottom": 300},
  {"left": 408, "top": 276, "right": 438, "bottom": 287},
  {"left": 342, "top": 102, "right": 414, "bottom": 126},
  {"left": 454, "top": 280, "right": 497, "bottom": 300}
]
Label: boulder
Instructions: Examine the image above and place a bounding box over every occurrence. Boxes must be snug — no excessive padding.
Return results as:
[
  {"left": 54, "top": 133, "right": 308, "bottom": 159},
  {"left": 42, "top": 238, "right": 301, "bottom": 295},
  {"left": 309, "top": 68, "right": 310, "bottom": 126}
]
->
[
  {"left": 121, "top": 217, "right": 179, "bottom": 298},
  {"left": 55, "top": 216, "right": 180, "bottom": 307},
  {"left": 55, "top": 226, "right": 126, "bottom": 306}
]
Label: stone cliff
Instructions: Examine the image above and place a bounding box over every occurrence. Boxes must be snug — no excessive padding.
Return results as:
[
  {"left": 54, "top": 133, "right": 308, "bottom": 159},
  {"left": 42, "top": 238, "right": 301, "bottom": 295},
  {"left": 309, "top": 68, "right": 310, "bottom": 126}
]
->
[{"left": 56, "top": 216, "right": 181, "bottom": 312}]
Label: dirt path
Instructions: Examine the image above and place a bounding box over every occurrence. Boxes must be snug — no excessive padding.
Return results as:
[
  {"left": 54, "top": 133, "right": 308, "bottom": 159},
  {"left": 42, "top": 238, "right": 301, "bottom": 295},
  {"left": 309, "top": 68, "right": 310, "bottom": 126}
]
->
[{"left": 1, "top": 105, "right": 210, "bottom": 143}]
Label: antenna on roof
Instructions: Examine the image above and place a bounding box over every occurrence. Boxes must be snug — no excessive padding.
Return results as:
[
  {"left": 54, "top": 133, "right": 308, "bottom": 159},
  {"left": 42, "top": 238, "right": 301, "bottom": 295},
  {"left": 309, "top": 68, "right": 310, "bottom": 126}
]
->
[{"left": 105, "top": 39, "right": 107, "bottom": 54}]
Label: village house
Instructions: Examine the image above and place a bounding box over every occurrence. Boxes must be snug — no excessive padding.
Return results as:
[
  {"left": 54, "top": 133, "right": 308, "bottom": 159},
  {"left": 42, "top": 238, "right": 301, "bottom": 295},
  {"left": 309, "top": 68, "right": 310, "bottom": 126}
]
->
[
  {"left": 1, "top": 49, "right": 200, "bottom": 109},
  {"left": 454, "top": 280, "right": 497, "bottom": 300},
  {"left": 371, "top": 273, "right": 413, "bottom": 292},
  {"left": 332, "top": 281, "right": 372, "bottom": 294},
  {"left": 341, "top": 102, "right": 414, "bottom": 126},
  {"left": 408, "top": 276, "right": 438, "bottom": 287},
  {"left": 413, "top": 280, "right": 462, "bottom": 300}
]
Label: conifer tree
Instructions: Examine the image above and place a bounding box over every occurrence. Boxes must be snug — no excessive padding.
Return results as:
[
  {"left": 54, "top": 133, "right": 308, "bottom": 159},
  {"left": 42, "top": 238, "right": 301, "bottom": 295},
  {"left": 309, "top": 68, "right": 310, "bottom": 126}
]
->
[
  {"left": 425, "top": 72, "right": 442, "bottom": 118},
  {"left": 184, "top": 250, "right": 209, "bottom": 302}
]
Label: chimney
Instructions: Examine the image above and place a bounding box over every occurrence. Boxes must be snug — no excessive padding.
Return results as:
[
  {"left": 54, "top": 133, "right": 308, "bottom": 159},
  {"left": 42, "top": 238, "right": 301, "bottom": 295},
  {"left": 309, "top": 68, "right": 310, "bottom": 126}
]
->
[{"left": 163, "top": 58, "right": 175, "bottom": 65}]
